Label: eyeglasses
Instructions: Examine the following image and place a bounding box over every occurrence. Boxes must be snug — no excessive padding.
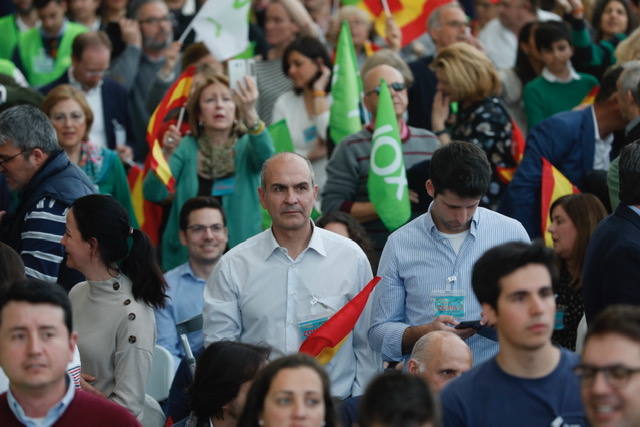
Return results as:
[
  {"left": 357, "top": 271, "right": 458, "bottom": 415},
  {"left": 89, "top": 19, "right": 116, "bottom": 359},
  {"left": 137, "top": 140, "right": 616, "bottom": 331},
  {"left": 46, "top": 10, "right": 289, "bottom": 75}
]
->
[
  {"left": 51, "top": 112, "right": 85, "bottom": 124},
  {"left": 365, "top": 82, "right": 406, "bottom": 96},
  {"left": 0, "top": 150, "right": 29, "bottom": 168},
  {"left": 186, "top": 224, "right": 225, "bottom": 235},
  {"left": 574, "top": 364, "right": 640, "bottom": 389},
  {"left": 139, "top": 15, "right": 174, "bottom": 25}
]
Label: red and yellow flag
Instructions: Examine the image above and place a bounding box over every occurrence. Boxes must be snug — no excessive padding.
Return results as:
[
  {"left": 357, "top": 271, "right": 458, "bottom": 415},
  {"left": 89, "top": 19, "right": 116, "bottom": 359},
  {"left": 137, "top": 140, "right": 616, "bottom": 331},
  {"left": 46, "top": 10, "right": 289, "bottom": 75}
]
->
[
  {"left": 127, "top": 162, "right": 164, "bottom": 245},
  {"left": 496, "top": 119, "right": 526, "bottom": 183},
  {"left": 299, "top": 276, "right": 381, "bottom": 364},
  {"left": 578, "top": 85, "right": 600, "bottom": 108},
  {"left": 360, "top": 0, "right": 452, "bottom": 47},
  {"left": 146, "top": 65, "right": 196, "bottom": 192},
  {"left": 540, "top": 157, "right": 580, "bottom": 247}
]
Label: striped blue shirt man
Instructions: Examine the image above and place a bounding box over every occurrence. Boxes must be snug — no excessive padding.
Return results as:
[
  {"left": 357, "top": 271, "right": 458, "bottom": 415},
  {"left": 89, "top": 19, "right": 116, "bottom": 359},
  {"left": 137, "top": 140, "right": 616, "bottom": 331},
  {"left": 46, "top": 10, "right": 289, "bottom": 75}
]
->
[{"left": 369, "top": 205, "right": 530, "bottom": 365}]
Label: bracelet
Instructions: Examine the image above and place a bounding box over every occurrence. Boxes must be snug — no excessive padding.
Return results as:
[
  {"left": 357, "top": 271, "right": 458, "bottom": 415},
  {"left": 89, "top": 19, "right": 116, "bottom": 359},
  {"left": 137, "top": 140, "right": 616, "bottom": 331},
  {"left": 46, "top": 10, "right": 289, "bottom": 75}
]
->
[
  {"left": 433, "top": 129, "right": 448, "bottom": 136},
  {"left": 246, "top": 120, "right": 265, "bottom": 135},
  {"left": 312, "top": 90, "right": 327, "bottom": 97}
]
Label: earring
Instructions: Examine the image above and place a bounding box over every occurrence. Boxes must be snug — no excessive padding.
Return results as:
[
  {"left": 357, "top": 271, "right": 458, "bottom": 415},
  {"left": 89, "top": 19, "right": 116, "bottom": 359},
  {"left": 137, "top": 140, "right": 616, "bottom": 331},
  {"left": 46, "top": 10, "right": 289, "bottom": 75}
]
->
[{"left": 258, "top": 420, "right": 264, "bottom": 426}]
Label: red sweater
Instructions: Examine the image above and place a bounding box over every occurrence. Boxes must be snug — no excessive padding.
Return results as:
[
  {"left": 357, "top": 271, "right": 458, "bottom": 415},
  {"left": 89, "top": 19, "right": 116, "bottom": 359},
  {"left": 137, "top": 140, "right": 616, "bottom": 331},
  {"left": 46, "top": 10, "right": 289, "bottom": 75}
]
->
[{"left": 0, "top": 389, "right": 141, "bottom": 426}]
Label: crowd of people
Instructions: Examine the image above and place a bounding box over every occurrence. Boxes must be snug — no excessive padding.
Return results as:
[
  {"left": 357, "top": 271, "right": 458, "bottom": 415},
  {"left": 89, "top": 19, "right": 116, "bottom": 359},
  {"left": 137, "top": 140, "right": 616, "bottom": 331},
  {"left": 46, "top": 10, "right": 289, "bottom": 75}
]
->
[{"left": 1, "top": 0, "right": 640, "bottom": 425}]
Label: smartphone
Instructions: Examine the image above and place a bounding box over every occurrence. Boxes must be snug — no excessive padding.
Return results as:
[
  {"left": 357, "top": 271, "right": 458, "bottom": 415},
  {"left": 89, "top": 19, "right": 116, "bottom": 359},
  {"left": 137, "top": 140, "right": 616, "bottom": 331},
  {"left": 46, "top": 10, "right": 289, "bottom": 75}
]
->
[
  {"left": 228, "top": 58, "right": 256, "bottom": 90},
  {"left": 455, "top": 320, "right": 482, "bottom": 330}
]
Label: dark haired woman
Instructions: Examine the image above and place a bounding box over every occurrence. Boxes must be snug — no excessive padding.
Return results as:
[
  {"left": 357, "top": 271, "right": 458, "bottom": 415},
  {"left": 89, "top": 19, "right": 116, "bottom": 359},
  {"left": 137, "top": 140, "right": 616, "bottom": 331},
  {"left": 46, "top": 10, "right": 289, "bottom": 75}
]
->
[
  {"left": 563, "top": 0, "right": 637, "bottom": 79},
  {"left": 272, "top": 36, "right": 332, "bottom": 190},
  {"left": 238, "top": 354, "right": 336, "bottom": 427},
  {"left": 62, "top": 194, "right": 166, "bottom": 421},
  {"left": 548, "top": 193, "right": 607, "bottom": 350}
]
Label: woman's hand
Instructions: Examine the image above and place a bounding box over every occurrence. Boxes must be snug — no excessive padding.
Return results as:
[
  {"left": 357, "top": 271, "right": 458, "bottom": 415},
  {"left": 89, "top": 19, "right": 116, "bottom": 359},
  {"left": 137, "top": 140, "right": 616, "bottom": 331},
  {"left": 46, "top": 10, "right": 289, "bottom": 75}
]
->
[
  {"left": 312, "top": 61, "right": 332, "bottom": 92},
  {"left": 162, "top": 124, "right": 182, "bottom": 158},
  {"left": 385, "top": 16, "right": 402, "bottom": 51},
  {"left": 308, "top": 138, "right": 327, "bottom": 161},
  {"left": 234, "top": 76, "right": 260, "bottom": 129},
  {"left": 431, "top": 89, "right": 450, "bottom": 132},
  {"left": 116, "top": 144, "right": 134, "bottom": 167}
]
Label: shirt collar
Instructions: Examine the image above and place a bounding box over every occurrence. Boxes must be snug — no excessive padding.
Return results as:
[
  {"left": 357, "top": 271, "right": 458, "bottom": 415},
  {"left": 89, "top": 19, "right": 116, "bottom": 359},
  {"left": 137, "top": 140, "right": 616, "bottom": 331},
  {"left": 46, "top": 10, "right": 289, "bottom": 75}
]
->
[
  {"left": 365, "top": 121, "right": 410, "bottom": 142},
  {"left": 179, "top": 262, "right": 207, "bottom": 283},
  {"left": 591, "top": 105, "right": 613, "bottom": 143},
  {"left": 7, "top": 374, "right": 76, "bottom": 426},
  {"left": 425, "top": 201, "right": 481, "bottom": 237},
  {"left": 629, "top": 205, "right": 640, "bottom": 217},
  {"left": 68, "top": 67, "right": 103, "bottom": 92},
  {"left": 40, "top": 20, "right": 66, "bottom": 39},
  {"left": 262, "top": 221, "right": 327, "bottom": 261},
  {"left": 541, "top": 64, "right": 580, "bottom": 83}
]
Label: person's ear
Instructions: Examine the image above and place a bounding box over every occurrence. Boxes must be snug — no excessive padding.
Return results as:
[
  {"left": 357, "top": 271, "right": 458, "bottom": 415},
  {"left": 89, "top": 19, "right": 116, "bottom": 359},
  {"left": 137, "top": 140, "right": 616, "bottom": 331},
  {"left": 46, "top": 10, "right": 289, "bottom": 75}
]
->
[
  {"left": 258, "top": 186, "right": 267, "bottom": 209},
  {"left": 425, "top": 179, "right": 435, "bottom": 198},
  {"left": 179, "top": 230, "right": 187, "bottom": 246},
  {"left": 68, "top": 331, "right": 79, "bottom": 364},
  {"left": 482, "top": 302, "right": 498, "bottom": 325},
  {"left": 29, "top": 148, "right": 47, "bottom": 167}
]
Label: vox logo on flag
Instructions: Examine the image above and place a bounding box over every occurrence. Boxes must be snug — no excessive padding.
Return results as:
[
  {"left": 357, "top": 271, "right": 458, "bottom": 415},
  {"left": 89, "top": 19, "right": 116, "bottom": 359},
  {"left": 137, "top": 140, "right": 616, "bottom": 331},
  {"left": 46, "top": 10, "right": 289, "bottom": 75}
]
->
[{"left": 367, "top": 79, "right": 411, "bottom": 231}]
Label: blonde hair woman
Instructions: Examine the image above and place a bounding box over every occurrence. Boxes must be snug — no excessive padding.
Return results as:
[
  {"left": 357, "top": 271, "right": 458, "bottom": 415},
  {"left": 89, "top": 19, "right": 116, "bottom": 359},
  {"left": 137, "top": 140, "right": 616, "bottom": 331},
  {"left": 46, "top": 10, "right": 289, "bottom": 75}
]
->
[{"left": 431, "top": 42, "right": 516, "bottom": 210}]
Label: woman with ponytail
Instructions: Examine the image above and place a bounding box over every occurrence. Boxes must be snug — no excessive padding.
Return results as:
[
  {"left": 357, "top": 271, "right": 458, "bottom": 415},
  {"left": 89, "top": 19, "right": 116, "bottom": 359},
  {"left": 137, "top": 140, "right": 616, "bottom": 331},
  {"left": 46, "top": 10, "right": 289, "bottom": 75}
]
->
[{"left": 61, "top": 194, "right": 166, "bottom": 421}]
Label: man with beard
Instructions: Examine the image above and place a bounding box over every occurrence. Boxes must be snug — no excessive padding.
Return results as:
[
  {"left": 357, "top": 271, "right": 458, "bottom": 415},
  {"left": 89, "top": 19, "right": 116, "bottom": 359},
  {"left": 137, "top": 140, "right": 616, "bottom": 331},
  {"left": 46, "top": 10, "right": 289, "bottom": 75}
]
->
[
  {"left": 155, "top": 197, "right": 228, "bottom": 366},
  {"left": 441, "top": 242, "right": 587, "bottom": 427},
  {"left": 108, "top": 0, "right": 180, "bottom": 161}
]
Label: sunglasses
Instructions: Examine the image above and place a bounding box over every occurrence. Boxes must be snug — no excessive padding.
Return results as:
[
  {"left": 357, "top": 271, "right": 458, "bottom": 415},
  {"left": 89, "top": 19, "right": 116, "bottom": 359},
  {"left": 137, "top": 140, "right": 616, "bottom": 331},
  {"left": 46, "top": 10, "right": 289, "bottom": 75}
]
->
[{"left": 365, "top": 82, "right": 406, "bottom": 96}]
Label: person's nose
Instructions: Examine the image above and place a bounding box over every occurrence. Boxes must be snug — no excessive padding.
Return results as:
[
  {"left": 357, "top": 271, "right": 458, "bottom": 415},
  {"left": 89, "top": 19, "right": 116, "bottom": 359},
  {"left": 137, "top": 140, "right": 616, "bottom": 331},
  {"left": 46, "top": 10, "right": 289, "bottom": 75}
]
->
[
  {"left": 27, "top": 334, "right": 43, "bottom": 355},
  {"left": 291, "top": 398, "right": 307, "bottom": 419}
]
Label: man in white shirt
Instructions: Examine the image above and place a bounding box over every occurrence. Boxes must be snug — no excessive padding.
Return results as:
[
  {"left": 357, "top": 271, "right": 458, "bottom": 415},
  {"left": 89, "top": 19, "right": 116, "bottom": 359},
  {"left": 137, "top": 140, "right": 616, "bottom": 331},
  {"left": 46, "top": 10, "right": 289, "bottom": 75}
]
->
[
  {"left": 479, "top": 0, "right": 559, "bottom": 69},
  {"left": 203, "top": 152, "right": 380, "bottom": 399}
]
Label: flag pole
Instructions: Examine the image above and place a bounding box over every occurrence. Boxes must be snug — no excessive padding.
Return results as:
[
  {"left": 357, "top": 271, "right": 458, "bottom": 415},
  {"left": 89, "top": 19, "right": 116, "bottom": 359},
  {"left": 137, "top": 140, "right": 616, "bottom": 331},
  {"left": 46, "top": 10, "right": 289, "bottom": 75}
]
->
[
  {"left": 178, "top": 21, "right": 194, "bottom": 44},
  {"left": 176, "top": 106, "right": 187, "bottom": 130},
  {"left": 380, "top": 0, "right": 392, "bottom": 17}
]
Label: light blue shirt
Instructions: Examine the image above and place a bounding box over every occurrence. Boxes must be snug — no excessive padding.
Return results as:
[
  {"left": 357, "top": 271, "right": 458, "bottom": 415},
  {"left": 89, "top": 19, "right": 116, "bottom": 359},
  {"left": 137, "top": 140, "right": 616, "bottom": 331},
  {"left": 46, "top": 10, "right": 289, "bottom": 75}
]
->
[
  {"left": 155, "top": 262, "right": 207, "bottom": 365},
  {"left": 369, "top": 206, "right": 530, "bottom": 365},
  {"left": 7, "top": 374, "right": 75, "bottom": 427}
]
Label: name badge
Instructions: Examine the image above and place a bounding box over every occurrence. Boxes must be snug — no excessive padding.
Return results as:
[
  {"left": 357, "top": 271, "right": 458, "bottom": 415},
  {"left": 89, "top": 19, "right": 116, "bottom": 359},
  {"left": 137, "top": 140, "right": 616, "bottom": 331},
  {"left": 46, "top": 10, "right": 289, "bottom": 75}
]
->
[
  {"left": 554, "top": 305, "right": 566, "bottom": 330},
  {"left": 303, "top": 125, "right": 318, "bottom": 144},
  {"left": 212, "top": 175, "right": 235, "bottom": 196},
  {"left": 33, "top": 51, "right": 55, "bottom": 74},
  {"left": 432, "top": 290, "right": 465, "bottom": 318},
  {"left": 298, "top": 316, "right": 329, "bottom": 339}
]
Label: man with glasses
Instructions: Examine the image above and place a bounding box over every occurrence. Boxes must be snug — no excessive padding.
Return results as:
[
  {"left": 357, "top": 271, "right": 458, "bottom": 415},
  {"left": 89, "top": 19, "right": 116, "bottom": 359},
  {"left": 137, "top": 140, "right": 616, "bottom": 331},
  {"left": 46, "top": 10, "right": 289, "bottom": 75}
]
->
[
  {"left": 440, "top": 242, "right": 586, "bottom": 426},
  {"left": 407, "top": 2, "right": 477, "bottom": 130},
  {"left": 322, "top": 63, "right": 440, "bottom": 255},
  {"left": 0, "top": 105, "right": 95, "bottom": 288},
  {"left": 577, "top": 305, "right": 640, "bottom": 427},
  {"left": 155, "top": 196, "right": 228, "bottom": 366},
  {"left": 109, "top": 0, "right": 181, "bottom": 162},
  {"left": 41, "top": 32, "right": 134, "bottom": 163}
]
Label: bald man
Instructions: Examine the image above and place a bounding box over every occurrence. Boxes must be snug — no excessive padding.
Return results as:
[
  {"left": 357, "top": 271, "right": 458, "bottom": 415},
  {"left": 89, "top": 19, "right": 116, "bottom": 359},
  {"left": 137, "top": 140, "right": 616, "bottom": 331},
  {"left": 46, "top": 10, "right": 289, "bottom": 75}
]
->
[
  {"left": 407, "top": 330, "right": 473, "bottom": 391},
  {"left": 322, "top": 64, "right": 440, "bottom": 254},
  {"left": 203, "top": 152, "right": 380, "bottom": 400}
]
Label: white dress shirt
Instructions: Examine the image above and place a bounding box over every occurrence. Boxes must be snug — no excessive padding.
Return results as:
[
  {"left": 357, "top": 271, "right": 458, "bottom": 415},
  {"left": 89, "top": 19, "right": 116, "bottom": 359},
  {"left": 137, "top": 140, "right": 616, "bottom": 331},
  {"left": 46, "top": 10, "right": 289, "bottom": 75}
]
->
[
  {"left": 591, "top": 106, "right": 614, "bottom": 170},
  {"left": 203, "top": 224, "right": 381, "bottom": 399},
  {"left": 479, "top": 10, "right": 560, "bottom": 69},
  {"left": 69, "top": 68, "right": 107, "bottom": 149}
]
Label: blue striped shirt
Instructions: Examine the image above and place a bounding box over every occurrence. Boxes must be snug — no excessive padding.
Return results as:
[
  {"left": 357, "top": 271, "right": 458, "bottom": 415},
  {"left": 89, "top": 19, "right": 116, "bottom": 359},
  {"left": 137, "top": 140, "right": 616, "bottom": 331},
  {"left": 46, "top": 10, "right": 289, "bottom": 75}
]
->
[
  {"left": 368, "top": 206, "right": 530, "bottom": 365},
  {"left": 21, "top": 196, "right": 69, "bottom": 283}
]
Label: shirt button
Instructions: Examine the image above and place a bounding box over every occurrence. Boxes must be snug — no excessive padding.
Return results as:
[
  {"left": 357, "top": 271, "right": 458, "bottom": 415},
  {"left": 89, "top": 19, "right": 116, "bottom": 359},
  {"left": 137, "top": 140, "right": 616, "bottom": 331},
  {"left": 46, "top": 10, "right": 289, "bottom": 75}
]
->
[
  {"left": 128, "top": 313, "right": 136, "bottom": 321},
  {"left": 128, "top": 335, "right": 137, "bottom": 344},
  {"left": 113, "top": 282, "right": 120, "bottom": 290},
  {"left": 123, "top": 299, "right": 131, "bottom": 306}
]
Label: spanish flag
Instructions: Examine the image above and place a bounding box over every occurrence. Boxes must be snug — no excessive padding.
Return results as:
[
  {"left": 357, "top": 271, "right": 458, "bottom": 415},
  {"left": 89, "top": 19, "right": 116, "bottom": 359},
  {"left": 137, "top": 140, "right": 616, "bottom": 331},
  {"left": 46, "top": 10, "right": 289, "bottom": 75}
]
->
[
  {"left": 496, "top": 119, "right": 526, "bottom": 183},
  {"left": 577, "top": 85, "right": 600, "bottom": 109},
  {"left": 146, "top": 65, "right": 196, "bottom": 192},
  {"left": 359, "top": 0, "right": 452, "bottom": 47},
  {"left": 299, "top": 276, "right": 381, "bottom": 364},
  {"left": 540, "top": 157, "right": 580, "bottom": 247}
]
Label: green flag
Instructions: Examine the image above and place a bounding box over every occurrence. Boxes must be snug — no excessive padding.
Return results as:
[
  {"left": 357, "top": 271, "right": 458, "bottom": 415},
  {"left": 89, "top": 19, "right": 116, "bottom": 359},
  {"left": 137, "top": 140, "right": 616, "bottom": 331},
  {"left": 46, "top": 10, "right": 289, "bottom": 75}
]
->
[
  {"left": 268, "top": 119, "right": 295, "bottom": 153},
  {"left": 329, "top": 21, "right": 363, "bottom": 145},
  {"left": 367, "top": 80, "right": 411, "bottom": 231}
]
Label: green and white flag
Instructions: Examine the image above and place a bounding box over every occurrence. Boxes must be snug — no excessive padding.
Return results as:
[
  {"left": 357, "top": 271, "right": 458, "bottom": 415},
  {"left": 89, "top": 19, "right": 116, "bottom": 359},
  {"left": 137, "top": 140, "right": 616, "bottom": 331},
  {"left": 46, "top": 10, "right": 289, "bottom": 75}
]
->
[
  {"left": 367, "top": 79, "right": 410, "bottom": 231},
  {"left": 188, "top": 0, "right": 250, "bottom": 60},
  {"left": 329, "top": 21, "right": 362, "bottom": 145}
]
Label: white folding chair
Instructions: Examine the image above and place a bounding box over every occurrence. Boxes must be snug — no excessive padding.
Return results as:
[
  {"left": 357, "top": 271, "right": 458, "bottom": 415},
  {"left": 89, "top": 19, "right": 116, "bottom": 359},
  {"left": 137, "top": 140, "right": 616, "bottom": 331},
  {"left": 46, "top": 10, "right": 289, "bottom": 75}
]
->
[{"left": 145, "top": 345, "right": 176, "bottom": 402}]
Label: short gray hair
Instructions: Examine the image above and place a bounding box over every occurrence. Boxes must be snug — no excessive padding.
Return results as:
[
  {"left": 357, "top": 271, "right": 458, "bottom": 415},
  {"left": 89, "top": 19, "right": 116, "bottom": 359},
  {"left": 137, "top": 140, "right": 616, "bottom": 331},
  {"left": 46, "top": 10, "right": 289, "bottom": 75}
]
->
[
  {"left": 128, "top": 0, "right": 165, "bottom": 19},
  {"left": 409, "top": 330, "right": 469, "bottom": 365},
  {"left": 619, "top": 60, "right": 640, "bottom": 105},
  {"left": 260, "top": 152, "right": 315, "bottom": 190},
  {"left": 428, "top": 2, "right": 463, "bottom": 33},
  {"left": 361, "top": 49, "right": 414, "bottom": 87},
  {"left": 0, "top": 105, "right": 59, "bottom": 153}
]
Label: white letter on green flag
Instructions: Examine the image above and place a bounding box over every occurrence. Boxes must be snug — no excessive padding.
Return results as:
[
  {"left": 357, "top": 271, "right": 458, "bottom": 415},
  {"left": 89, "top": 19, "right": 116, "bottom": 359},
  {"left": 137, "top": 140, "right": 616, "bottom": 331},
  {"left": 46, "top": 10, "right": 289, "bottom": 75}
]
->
[{"left": 367, "top": 79, "right": 411, "bottom": 231}]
